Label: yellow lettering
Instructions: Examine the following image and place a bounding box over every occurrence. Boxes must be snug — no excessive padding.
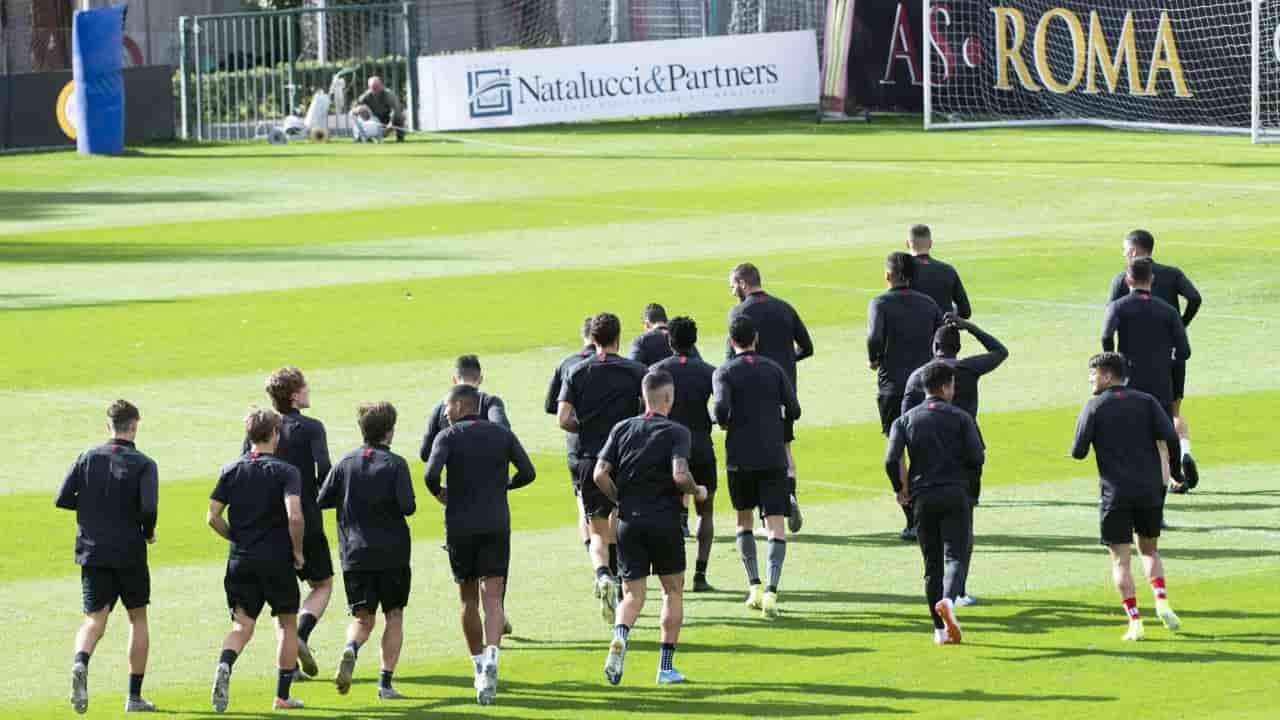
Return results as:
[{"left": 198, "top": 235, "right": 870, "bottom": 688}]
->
[
  {"left": 991, "top": 7, "right": 1040, "bottom": 91},
  {"left": 1033, "top": 8, "right": 1086, "bottom": 93},
  {"left": 1146, "top": 11, "right": 1192, "bottom": 97},
  {"left": 1085, "top": 11, "right": 1143, "bottom": 94}
]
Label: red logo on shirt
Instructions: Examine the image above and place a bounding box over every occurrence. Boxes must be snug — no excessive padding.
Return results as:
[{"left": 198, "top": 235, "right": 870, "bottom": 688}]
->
[
  {"left": 250, "top": 451, "right": 259, "bottom": 460},
  {"left": 363, "top": 449, "right": 373, "bottom": 458},
  {"left": 1116, "top": 392, "right": 1126, "bottom": 398},
  {"left": 679, "top": 356, "right": 688, "bottom": 365},
  {"left": 921, "top": 258, "right": 931, "bottom": 265},
  {"left": 1142, "top": 295, "right": 1150, "bottom": 301},
  {"left": 928, "top": 402, "right": 937, "bottom": 409},
  {"left": 110, "top": 444, "right": 120, "bottom": 453},
  {"left": 599, "top": 352, "right": 607, "bottom": 360},
  {"left": 900, "top": 290, "right": 910, "bottom": 296},
  {"left": 746, "top": 355, "right": 755, "bottom": 364}
]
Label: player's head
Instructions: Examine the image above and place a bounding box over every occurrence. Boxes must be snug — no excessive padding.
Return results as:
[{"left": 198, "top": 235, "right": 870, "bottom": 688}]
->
[
  {"left": 589, "top": 312, "right": 622, "bottom": 352},
  {"left": 244, "top": 406, "right": 281, "bottom": 450},
  {"left": 265, "top": 366, "right": 309, "bottom": 412},
  {"left": 1124, "top": 229, "right": 1155, "bottom": 259},
  {"left": 921, "top": 362, "right": 956, "bottom": 402},
  {"left": 885, "top": 251, "right": 914, "bottom": 288},
  {"left": 357, "top": 401, "right": 397, "bottom": 445},
  {"left": 580, "top": 315, "right": 593, "bottom": 343},
  {"left": 668, "top": 316, "right": 697, "bottom": 355},
  {"left": 453, "top": 354, "right": 483, "bottom": 387},
  {"left": 642, "top": 369, "right": 675, "bottom": 415},
  {"left": 107, "top": 399, "right": 140, "bottom": 438},
  {"left": 908, "top": 224, "right": 933, "bottom": 254},
  {"left": 729, "top": 315, "right": 758, "bottom": 352},
  {"left": 368, "top": 75, "right": 385, "bottom": 93},
  {"left": 642, "top": 303, "right": 668, "bottom": 329},
  {"left": 729, "top": 262, "right": 762, "bottom": 300},
  {"left": 1088, "top": 352, "right": 1128, "bottom": 394},
  {"left": 1126, "top": 256, "right": 1154, "bottom": 290},
  {"left": 933, "top": 324, "right": 962, "bottom": 358},
  {"left": 444, "top": 383, "right": 482, "bottom": 423}
]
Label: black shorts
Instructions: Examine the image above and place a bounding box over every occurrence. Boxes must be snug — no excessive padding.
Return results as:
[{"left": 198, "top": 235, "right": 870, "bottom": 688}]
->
[
  {"left": 296, "top": 529, "right": 334, "bottom": 583},
  {"left": 1100, "top": 498, "right": 1163, "bottom": 546},
  {"left": 878, "top": 393, "right": 904, "bottom": 435},
  {"left": 344, "top": 566, "right": 411, "bottom": 614},
  {"left": 224, "top": 555, "right": 301, "bottom": 620},
  {"left": 1171, "top": 360, "right": 1186, "bottom": 401},
  {"left": 81, "top": 565, "right": 150, "bottom": 614},
  {"left": 691, "top": 457, "right": 718, "bottom": 495},
  {"left": 575, "top": 457, "right": 616, "bottom": 519},
  {"left": 568, "top": 457, "right": 582, "bottom": 496},
  {"left": 447, "top": 532, "right": 510, "bottom": 583},
  {"left": 616, "top": 509, "right": 685, "bottom": 581},
  {"left": 727, "top": 468, "right": 790, "bottom": 517}
]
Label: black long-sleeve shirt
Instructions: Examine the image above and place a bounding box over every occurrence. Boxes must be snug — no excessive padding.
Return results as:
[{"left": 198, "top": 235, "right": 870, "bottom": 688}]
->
[
  {"left": 424, "top": 416, "right": 535, "bottom": 536},
  {"left": 629, "top": 327, "right": 674, "bottom": 366},
  {"left": 211, "top": 452, "right": 302, "bottom": 563},
  {"left": 726, "top": 291, "right": 814, "bottom": 388},
  {"left": 600, "top": 413, "right": 691, "bottom": 515},
  {"left": 1101, "top": 289, "right": 1191, "bottom": 407},
  {"left": 902, "top": 325, "right": 1009, "bottom": 418},
  {"left": 242, "top": 409, "right": 329, "bottom": 532},
  {"left": 1072, "top": 386, "right": 1180, "bottom": 505},
  {"left": 885, "top": 397, "right": 985, "bottom": 497},
  {"left": 909, "top": 254, "right": 971, "bottom": 318},
  {"left": 420, "top": 391, "right": 509, "bottom": 462},
  {"left": 650, "top": 353, "right": 717, "bottom": 467},
  {"left": 1108, "top": 260, "right": 1201, "bottom": 327},
  {"left": 867, "top": 288, "right": 944, "bottom": 396},
  {"left": 546, "top": 346, "right": 594, "bottom": 460},
  {"left": 713, "top": 351, "right": 801, "bottom": 471},
  {"left": 318, "top": 444, "right": 415, "bottom": 571},
  {"left": 558, "top": 352, "right": 648, "bottom": 459},
  {"left": 55, "top": 439, "right": 158, "bottom": 568}
]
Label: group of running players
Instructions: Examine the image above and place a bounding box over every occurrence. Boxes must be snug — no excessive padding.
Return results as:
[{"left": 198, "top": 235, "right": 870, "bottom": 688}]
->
[{"left": 54, "top": 225, "right": 1203, "bottom": 713}]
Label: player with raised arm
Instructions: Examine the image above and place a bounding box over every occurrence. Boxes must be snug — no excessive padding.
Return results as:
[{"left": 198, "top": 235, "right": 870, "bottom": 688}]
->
[
  {"left": 905, "top": 224, "right": 971, "bottom": 318},
  {"left": 1072, "top": 353, "right": 1183, "bottom": 640},
  {"left": 57, "top": 400, "right": 159, "bottom": 714},
  {"left": 1107, "top": 230, "right": 1203, "bottom": 489},
  {"left": 547, "top": 318, "right": 597, "bottom": 577}
]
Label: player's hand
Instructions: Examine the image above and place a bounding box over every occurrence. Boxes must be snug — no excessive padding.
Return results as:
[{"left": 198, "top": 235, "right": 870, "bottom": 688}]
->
[
  {"left": 896, "top": 489, "right": 911, "bottom": 507},
  {"left": 293, "top": 552, "right": 305, "bottom": 570},
  {"left": 434, "top": 489, "right": 448, "bottom": 506},
  {"left": 1169, "top": 480, "right": 1187, "bottom": 494},
  {"left": 868, "top": 360, "right": 880, "bottom": 371},
  {"left": 694, "top": 485, "right": 708, "bottom": 503},
  {"left": 146, "top": 534, "right": 157, "bottom": 545}
]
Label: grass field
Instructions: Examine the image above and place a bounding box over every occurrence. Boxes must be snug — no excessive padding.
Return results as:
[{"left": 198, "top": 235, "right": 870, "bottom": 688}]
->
[{"left": 2, "top": 113, "right": 1278, "bottom": 719}]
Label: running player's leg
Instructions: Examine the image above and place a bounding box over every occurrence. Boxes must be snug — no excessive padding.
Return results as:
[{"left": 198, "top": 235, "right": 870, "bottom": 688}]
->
[
  {"left": 956, "top": 497, "right": 977, "bottom": 606},
  {"left": 478, "top": 575, "right": 505, "bottom": 705},
  {"left": 1136, "top": 513, "right": 1179, "bottom": 631},
  {"left": 378, "top": 609, "right": 404, "bottom": 699},
  {"left": 458, "top": 580, "right": 485, "bottom": 695},
  {"left": 916, "top": 499, "right": 949, "bottom": 643},
  {"left": 272, "top": 613, "right": 301, "bottom": 708},
  {"left": 295, "top": 531, "right": 334, "bottom": 679},
  {"left": 656, "top": 572, "right": 686, "bottom": 683},
  {"left": 761, "top": 470, "right": 789, "bottom": 617},
  {"left": 124, "top": 605, "right": 152, "bottom": 711},
  {"left": 729, "top": 471, "right": 763, "bottom": 607},
  {"left": 70, "top": 602, "right": 109, "bottom": 715},
  {"left": 935, "top": 495, "right": 969, "bottom": 643},
  {"left": 212, "top": 609, "right": 256, "bottom": 713},
  {"left": 336, "top": 610, "right": 373, "bottom": 695},
  {"left": 692, "top": 490, "right": 715, "bottom": 592},
  {"left": 1103, "top": 502, "right": 1144, "bottom": 640}
]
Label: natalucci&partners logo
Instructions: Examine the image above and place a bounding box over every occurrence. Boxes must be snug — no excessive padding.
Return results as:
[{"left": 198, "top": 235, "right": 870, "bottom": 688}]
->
[{"left": 466, "top": 61, "right": 781, "bottom": 118}]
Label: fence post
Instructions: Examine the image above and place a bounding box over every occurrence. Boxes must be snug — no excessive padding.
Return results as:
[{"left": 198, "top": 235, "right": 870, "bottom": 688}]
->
[
  {"left": 286, "top": 13, "right": 297, "bottom": 115},
  {"left": 403, "top": 1, "right": 418, "bottom": 131},
  {"left": 180, "top": 16, "right": 190, "bottom": 140}
]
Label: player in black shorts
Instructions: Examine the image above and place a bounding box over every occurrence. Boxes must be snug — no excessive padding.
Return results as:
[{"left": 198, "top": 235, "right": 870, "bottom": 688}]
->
[
  {"left": 56, "top": 400, "right": 159, "bottom": 714},
  {"left": 714, "top": 315, "right": 801, "bottom": 619},
  {"left": 558, "top": 313, "right": 647, "bottom": 621},
  {"left": 546, "top": 318, "right": 596, "bottom": 575},
  {"left": 650, "top": 316, "right": 719, "bottom": 592},
  {"left": 905, "top": 224, "right": 971, "bottom": 318},
  {"left": 318, "top": 402, "right": 415, "bottom": 701},
  {"left": 425, "top": 384, "right": 536, "bottom": 706},
  {"left": 867, "top": 252, "right": 944, "bottom": 540},
  {"left": 208, "top": 408, "right": 307, "bottom": 712},
  {"left": 246, "top": 367, "right": 334, "bottom": 679},
  {"left": 1072, "top": 352, "right": 1184, "bottom": 641},
  {"left": 594, "top": 370, "right": 709, "bottom": 686}
]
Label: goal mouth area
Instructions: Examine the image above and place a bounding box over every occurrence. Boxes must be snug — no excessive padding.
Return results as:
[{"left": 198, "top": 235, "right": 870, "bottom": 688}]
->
[{"left": 925, "top": 118, "right": 1253, "bottom": 136}]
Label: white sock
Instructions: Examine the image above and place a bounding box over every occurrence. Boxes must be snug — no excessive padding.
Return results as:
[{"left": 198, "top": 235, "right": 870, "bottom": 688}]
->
[
  {"left": 485, "top": 645, "right": 500, "bottom": 665},
  {"left": 1180, "top": 438, "right": 1192, "bottom": 457},
  {"left": 471, "top": 654, "right": 484, "bottom": 674},
  {"left": 941, "top": 597, "right": 954, "bottom": 611},
  {"left": 934, "top": 628, "right": 948, "bottom": 643}
]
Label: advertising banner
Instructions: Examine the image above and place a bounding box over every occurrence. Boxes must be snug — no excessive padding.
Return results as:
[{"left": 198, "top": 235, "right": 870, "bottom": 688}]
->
[{"left": 1, "top": 65, "right": 176, "bottom": 151}]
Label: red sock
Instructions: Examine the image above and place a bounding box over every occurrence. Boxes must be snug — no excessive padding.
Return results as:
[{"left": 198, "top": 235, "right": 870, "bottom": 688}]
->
[
  {"left": 1123, "top": 596, "right": 1140, "bottom": 620},
  {"left": 1151, "top": 577, "right": 1168, "bottom": 601}
]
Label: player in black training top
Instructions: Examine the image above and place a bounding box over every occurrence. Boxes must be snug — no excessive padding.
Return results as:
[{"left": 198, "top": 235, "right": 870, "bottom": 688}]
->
[
  {"left": 56, "top": 400, "right": 159, "bottom": 714},
  {"left": 547, "top": 317, "right": 597, "bottom": 574},
  {"left": 901, "top": 315, "right": 1007, "bottom": 607},
  {"left": 243, "top": 367, "right": 333, "bottom": 680},
  {"left": 558, "top": 313, "right": 648, "bottom": 622},
  {"left": 906, "top": 224, "right": 971, "bottom": 318},
  {"left": 595, "top": 370, "right": 709, "bottom": 686},
  {"left": 885, "top": 364, "right": 984, "bottom": 646},
  {"left": 726, "top": 262, "right": 813, "bottom": 532},
  {"left": 420, "top": 355, "right": 510, "bottom": 462},
  {"left": 1107, "top": 229, "right": 1203, "bottom": 488},
  {"left": 424, "top": 384, "right": 536, "bottom": 706},
  {"left": 629, "top": 303, "right": 675, "bottom": 366},
  {"left": 1072, "top": 353, "right": 1183, "bottom": 641},
  {"left": 867, "top": 251, "right": 944, "bottom": 539},
  {"left": 318, "top": 402, "right": 415, "bottom": 701},
  {"left": 209, "top": 408, "right": 307, "bottom": 712},
  {"left": 650, "top": 316, "right": 719, "bottom": 592},
  {"left": 714, "top": 315, "right": 801, "bottom": 619}
]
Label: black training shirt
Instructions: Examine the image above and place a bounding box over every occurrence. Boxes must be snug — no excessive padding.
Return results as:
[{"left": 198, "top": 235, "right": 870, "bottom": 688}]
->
[
  {"left": 241, "top": 410, "right": 329, "bottom": 530},
  {"left": 909, "top": 254, "right": 971, "bottom": 318},
  {"left": 902, "top": 325, "right": 1008, "bottom": 418},
  {"left": 713, "top": 351, "right": 801, "bottom": 471},
  {"left": 600, "top": 413, "right": 691, "bottom": 515},
  {"left": 55, "top": 439, "right": 159, "bottom": 568},
  {"left": 629, "top": 327, "right": 674, "bottom": 367},
  {"left": 420, "top": 391, "right": 509, "bottom": 462},
  {"left": 211, "top": 452, "right": 302, "bottom": 563},
  {"left": 650, "top": 353, "right": 717, "bottom": 466},
  {"left": 559, "top": 352, "right": 647, "bottom": 459},
  {"left": 726, "top": 291, "right": 814, "bottom": 387},
  {"left": 545, "top": 346, "right": 594, "bottom": 460},
  {"left": 1101, "top": 289, "right": 1191, "bottom": 407},
  {"left": 424, "top": 416, "right": 535, "bottom": 536},
  {"left": 1072, "top": 386, "right": 1180, "bottom": 505},
  {"left": 867, "top": 288, "right": 944, "bottom": 396},
  {"left": 318, "top": 444, "right": 415, "bottom": 571},
  {"left": 885, "top": 397, "right": 984, "bottom": 497},
  {"left": 1108, "top": 260, "right": 1201, "bottom": 327}
]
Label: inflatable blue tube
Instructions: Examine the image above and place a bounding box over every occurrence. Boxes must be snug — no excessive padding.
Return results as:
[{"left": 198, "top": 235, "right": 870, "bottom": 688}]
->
[{"left": 72, "top": 5, "right": 126, "bottom": 156}]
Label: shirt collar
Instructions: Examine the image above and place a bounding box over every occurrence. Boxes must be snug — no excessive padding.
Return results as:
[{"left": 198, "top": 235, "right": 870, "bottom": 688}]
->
[{"left": 110, "top": 438, "right": 136, "bottom": 448}]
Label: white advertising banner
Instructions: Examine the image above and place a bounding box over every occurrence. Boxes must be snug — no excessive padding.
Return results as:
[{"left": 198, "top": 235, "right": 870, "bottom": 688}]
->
[{"left": 417, "top": 30, "right": 819, "bottom": 131}]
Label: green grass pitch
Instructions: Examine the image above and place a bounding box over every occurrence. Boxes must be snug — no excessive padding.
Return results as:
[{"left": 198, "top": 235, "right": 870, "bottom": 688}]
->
[{"left": 2, "top": 113, "right": 1278, "bottom": 718}]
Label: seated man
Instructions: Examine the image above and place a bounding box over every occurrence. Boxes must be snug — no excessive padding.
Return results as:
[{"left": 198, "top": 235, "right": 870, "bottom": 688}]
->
[
  {"left": 349, "top": 105, "right": 385, "bottom": 144},
  {"left": 356, "top": 76, "right": 405, "bottom": 142}
]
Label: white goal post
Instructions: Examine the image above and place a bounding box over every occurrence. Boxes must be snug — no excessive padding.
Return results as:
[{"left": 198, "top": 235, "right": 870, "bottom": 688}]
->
[{"left": 923, "top": 0, "right": 1280, "bottom": 143}]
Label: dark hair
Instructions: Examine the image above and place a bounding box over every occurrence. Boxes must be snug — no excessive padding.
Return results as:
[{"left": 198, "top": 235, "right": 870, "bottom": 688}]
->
[
  {"left": 886, "top": 251, "right": 914, "bottom": 286},
  {"left": 1126, "top": 229, "right": 1155, "bottom": 254},
  {"left": 447, "top": 383, "right": 481, "bottom": 415},
  {"left": 642, "top": 303, "right": 667, "bottom": 324},
  {"left": 667, "top": 316, "right": 697, "bottom": 353},
  {"left": 1127, "top": 256, "right": 1154, "bottom": 285},
  {"left": 107, "top": 399, "right": 140, "bottom": 433},
  {"left": 934, "top": 325, "right": 961, "bottom": 355},
  {"left": 581, "top": 315, "right": 594, "bottom": 340},
  {"left": 1089, "top": 352, "right": 1128, "bottom": 380},
  {"left": 244, "top": 406, "right": 281, "bottom": 444},
  {"left": 590, "top": 312, "right": 621, "bottom": 348},
  {"left": 357, "top": 401, "right": 397, "bottom": 443},
  {"left": 731, "top": 262, "right": 761, "bottom": 288},
  {"left": 642, "top": 369, "right": 674, "bottom": 396},
  {"left": 265, "top": 366, "right": 306, "bottom": 413},
  {"left": 921, "top": 362, "right": 956, "bottom": 395},
  {"left": 909, "top": 224, "right": 932, "bottom": 248},
  {"left": 729, "top": 315, "right": 757, "bottom": 349},
  {"left": 454, "top": 354, "right": 482, "bottom": 382}
]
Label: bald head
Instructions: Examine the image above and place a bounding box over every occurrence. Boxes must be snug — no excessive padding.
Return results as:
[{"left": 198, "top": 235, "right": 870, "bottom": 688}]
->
[{"left": 368, "top": 76, "right": 385, "bottom": 94}]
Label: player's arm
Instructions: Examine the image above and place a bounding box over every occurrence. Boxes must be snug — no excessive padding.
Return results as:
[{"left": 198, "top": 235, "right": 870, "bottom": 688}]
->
[
  {"left": 901, "top": 373, "right": 925, "bottom": 417},
  {"left": 312, "top": 423, "right": 332, "bottom": 487},
  {"left": 420, "top": 404, "right": 444, "bottom": 462},
  {"left": 544, "top": 365, "right": 564, "bottom": 416},
  {"left": 866, "top": 299, "right": 884, "bottom": 369},
  {"left": 1107, "top": 272, "right": 1127, "bottom": 303},
  {"left": 884, "top": 420, "right": 909, "bottom": 503},
  {"left": 962, "top": 415, "right": 986, "bottom": 470},
  {"left": 316, "top": 464, "right": 340, "bottom": 510},
  {"left": 508, "top": 433, "right": 536, "bottom": 491},
  {"left": 139, "top": 461, "right": 159, "bottom": 543},
  {"left": 1151, "top": 396, "right": 1183, "bottom": 484},
  {"left": 395, "top": 460, "right": 417, "bottom": 517},
  {"left": 1172, "top": 312, "right": 1191, "bottom": 362},
  {"left": 423, "top": 435, "right": 450, "bottom": 502},
  {"left": 952, "top": 272, "right": 972, "bottom": 319},
  {"left": 1178, "top": 271, "right": 1202, "bottom": 327},
  {"left": 487, "top": 396, "right": 511, "bottom": 429},
  {"left": 1100, "top": 303, "right": 1118, "bottom": 352},
  {"left": 628, "top": 335, "right": 645, "bottom": 363},
  {"left": 54, "top": 456, "right": 82, "bottom": 510},
  {"left": 557, "top": 372, "right": 579, "bottom": 432},
  {"left": 206, "top": 499, "right": 231, "bottom": 541},
  {"left": 671, "top": 428, "right": 707, "bottom": 501},
  {"left": 793, "top": 312, "right": 815, "bottom": 363},
  {"left": 712, "top": 368, "right": 732, "bottom": 429},
  {"left": 780, "top": 369, "right": 801, "bottom": 422},
  {"left": 285, "top": 492, "right": 305, "bottom": 570},
  {"left": 953, "top": 316, "right": 1009, "bottom": 374},
  {"left": 592, "top": 459, "right": 618, "bottom": 503},
  {"left": 1070, "top": 403, "right": 1095, "bottom": 460}
]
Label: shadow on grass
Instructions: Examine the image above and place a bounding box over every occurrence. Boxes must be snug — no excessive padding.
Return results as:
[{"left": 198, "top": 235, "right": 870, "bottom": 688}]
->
[
  {"left": 0, "top": 240, "right": 470, "bottom": 266},
  {"left": 0, "top": 190, "right": 235, "bottom": 223}
]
